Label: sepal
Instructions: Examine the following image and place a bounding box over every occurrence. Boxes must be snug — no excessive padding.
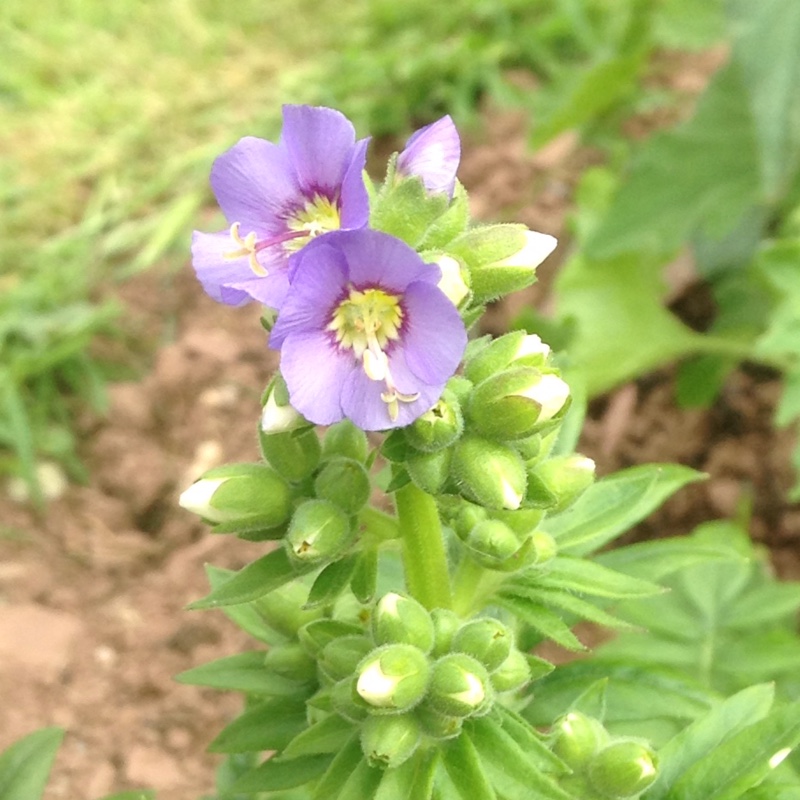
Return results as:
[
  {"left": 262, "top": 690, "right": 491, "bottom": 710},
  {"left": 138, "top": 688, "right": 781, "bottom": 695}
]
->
[
  {"left": 284, "top": 500, "right": 354, "bottom": 565},
  {"left": 314, "top": 457, "right": 371, "bottom": 514},
  {"left": 371, "top": 592, "right": 435, "bottom": 653},
  {"left": 355, "top": 644, "right": 430, "bottom": 712},
  {"left": 429, "top": 653, "right": 493, "bottom": 718},
  {"left": 587, "top": 740, "right": 658, "bottom": 799},
  {"left": 451, "top": 436, "right": 527, "bottom": 510},
  {"left": 360, "top": 713, "right": 422, "bottom": 769}
]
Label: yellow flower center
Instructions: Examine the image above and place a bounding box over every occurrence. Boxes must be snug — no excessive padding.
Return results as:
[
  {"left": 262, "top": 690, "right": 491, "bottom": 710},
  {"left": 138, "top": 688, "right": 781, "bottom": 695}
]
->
[
  {"left": 327, "top": 287, "right": 419, "bottom": 421},
  {"left": 222, "top": 195, "right": 341, "bottom": 275}
]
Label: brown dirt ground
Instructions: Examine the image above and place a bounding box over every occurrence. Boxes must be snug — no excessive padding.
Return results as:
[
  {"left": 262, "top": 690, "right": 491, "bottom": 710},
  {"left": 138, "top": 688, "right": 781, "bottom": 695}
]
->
[{"left": 1, "top": 52, "right": 798, "bottom": 799}]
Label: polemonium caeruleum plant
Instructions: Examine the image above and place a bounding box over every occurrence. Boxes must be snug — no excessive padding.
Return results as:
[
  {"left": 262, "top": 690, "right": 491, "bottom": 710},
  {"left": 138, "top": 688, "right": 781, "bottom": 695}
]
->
[{"left": 177, "top": 106, "right": 800, "bottom": 800}]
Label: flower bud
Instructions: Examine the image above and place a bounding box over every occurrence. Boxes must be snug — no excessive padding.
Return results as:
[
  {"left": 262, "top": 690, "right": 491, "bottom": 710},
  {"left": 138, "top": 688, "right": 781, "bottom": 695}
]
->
[
  {"left": 318, "top": 635, "right": 374, "bottom": 683},
  {"left": 526, "top": 455, "right": 596, "bottom": 512},
  {"left": 371, "top": 592, "right": 435, "bottom": 653},
  {"left": 414, "top": 703, "right": 463, "bottom": 740},
  {"left": 313, "top": 457, "right": 371, "bottom": 514},
  {"left": 449, "top": 226, "right": 557, "bottom": 304},
  {"left": 429, "top": 653, "right": 493, "bottom": 718},
  {"left": 465, "top": 519, "right": 521, "bottom": 568},
  {"left": 263, "top": 643, "right": 317, "bottom": 682},
  {"left": 528, "top": 530, "right": 558, "bottom": 566},
  {"left": 330, "top": 676, "right": 370, "bottom": 723},
  {"left": 434, "top": 254, "right": 471, "bottom": 307},
  {"left": 587, "top": 740, "right": 658, "bottom": 799},
  {"left": 298, "top": 618, "right": 365, "bottom": 657},
  {"left": 445, "top": 375, "right": 474, "bottom": 406},
  {"left": 430, "top": 608, "right": 462, "bottom": 657},
  {"left": 405, "top": 390, "right": 463, "bottom": 453},
  {"left": 451, "top": 618, "right": 512, "bottom": 672},
  {"left": 406, "top": 448, "right": 452, "bottom": 495},
  {"left": 468, "top": 369, "right": 570, "bottom": 441},
  {"left": 452, "top": 436, "right": 526, "bottom": 510},
  {"left": 490, "top": 648, "right": 532, "bottom": 693},
  {"left": 464, "top": 331, "right": 551, "bottom": 385},
  {"left": 551, "top": 711, "right": 608, "bottom": 771},
  {"left": 260, "top": 373, "right": 307, "bottom": 434},
  {"left": 360, "top": 713, "right": 422, "bottom": 769},
  {"left": 321, "top": 419, "right": 369, "bottom": 463},
  {"left": 259, "top": 428, "right": 321, "bottom": 482},
  {"left": 355, "top": 644, "right": 430, "bottom": 712},
  {"left": 179, "top": 464, "right": 292, "bottom": 528},
  {"left": 285, "top": 499, "right": 354, "bottom": 565}
]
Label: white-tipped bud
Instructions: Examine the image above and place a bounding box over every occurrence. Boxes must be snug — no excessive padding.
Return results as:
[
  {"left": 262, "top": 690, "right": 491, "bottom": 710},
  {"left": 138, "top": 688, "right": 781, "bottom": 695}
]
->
[
  {"left": 435, "top": 255, "right": 470, "bottom": 307},
  {"left": 261, "top": 375, "right": 306, "bottom": 434},
  {"left": 514, "top": 334, "right": 551, "bottom": 361},
  {"left": 178, "top": 478, "right": 230, "bottom": 523},
  {"left": 517, "top": 373, "right": 570, "bottom": 423},
  {"left": 494, "top": 230, "right": 557, "bottom": 271}
]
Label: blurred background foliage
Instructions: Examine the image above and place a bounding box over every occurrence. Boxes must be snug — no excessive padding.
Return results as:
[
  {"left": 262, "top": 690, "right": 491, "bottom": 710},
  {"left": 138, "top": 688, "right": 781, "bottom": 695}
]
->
[{"left": 6, "top": 0, "right": 799, "bottom": 504}]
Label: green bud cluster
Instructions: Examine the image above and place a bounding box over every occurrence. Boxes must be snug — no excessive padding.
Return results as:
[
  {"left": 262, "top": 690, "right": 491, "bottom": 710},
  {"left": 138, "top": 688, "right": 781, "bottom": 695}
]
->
[
  {"left": 293, "top": 592, "right": 539, "bottom": 770},
  {"left": 551, "top": 712, "right": 659, "bottom": 799}
]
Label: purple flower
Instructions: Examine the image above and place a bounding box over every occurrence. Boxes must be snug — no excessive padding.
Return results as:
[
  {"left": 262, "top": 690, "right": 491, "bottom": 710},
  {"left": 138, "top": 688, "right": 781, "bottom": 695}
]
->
[
  {"left": 270, "top": 230, "right": 467, "bottom": 430},
  {"left": 396, "top": 116, "right": 461, "bottom": 199},
  {"left": 191, "top": 105, "right": 370, "bottom": 309}
]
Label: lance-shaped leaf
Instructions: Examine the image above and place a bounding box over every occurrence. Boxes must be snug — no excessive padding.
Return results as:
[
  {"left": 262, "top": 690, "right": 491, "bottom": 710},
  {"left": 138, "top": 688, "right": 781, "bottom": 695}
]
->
[{"left": 0, "top": 728, "right": 63, "bottom": 800}]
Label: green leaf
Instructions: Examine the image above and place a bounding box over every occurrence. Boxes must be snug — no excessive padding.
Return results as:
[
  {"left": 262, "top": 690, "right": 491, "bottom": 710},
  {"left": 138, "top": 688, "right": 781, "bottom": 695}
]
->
[
  {"left": 588, "top": 62, "right": 761, "bottom": 257},
  {"left": 279, "top": 714, "right": 356, "bottom": 760},
  {"left": 190, "top": 549, "right": 310, "bottom": 610},
  {"left": 305, "top": 555, "right": 358, "bottom": 609},
  {"left": 534, "top": 556, "right": 665, "bottom": 599},
  {"left": 648, "top": 684, "right": 776, "bottom": 800},
  {"left": 728, "top": 0, "right": 800, "bottom": 200},
  {"left": 209, "top": 697, "right": 308, "bottom": 753},
  {"left": 442, "top": 733, "right": 497, "bottom": 800},
  {"left": 725, "top": 582, "right": 800, "bottom": 630},
  {"left": 229, "top": 753, "right": 331, "bottom": 794},
  {"left": 375, "top": 751, "right": 439, "bottom": 800},
  {"left": 0, "top": 728, "right": 63, "bottom": 800},
  {"left": 666, "top": 700, "right": 800, "bottom": 800},
  {"left": 311, "top": 734, "right": 363, "bottom": 800},
  {"left": 175, "top": 651, "right": 305, "bottom": 695},
  {"left": 495, "top": 594, "right": 586, "bottom": 651},
  {"left": 519, "top": 586, "right": 635, "bottom": 631},
  {"left": 350, "top": 547, "right": 378, "bottom": 604},
  {"left": 335, "top": 757, "right": 383, "bottom": 800},
  {"left": 547, "top": 464, "right": 704, "bottom": 555},
  {"left": 493, "top": 705, "right": 568, "bottom": 772},
  {"left": 467, "top": 716, "right": 573, "bottom": 800}
]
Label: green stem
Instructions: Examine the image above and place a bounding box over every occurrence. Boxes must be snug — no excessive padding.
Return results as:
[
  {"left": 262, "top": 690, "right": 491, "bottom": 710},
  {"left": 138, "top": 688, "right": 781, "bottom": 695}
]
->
[
  {"left": 451, "top": 556, "right": 506, "bottom": 617},
  {"left": 394, "top": 479, "right": 453, "bottom": 611}
]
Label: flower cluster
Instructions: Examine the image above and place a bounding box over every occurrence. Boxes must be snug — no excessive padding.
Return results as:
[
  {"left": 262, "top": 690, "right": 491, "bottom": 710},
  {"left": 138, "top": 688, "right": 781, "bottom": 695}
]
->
[{"left": 191, "top": 105, "right": 556, "bottom": 431}]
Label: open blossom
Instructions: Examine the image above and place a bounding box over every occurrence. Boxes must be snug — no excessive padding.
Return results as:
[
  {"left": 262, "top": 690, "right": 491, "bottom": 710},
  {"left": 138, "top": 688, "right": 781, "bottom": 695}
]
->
[
  {"left": 270, "top": 229, "right": 467, "bottom": 430},
  {"left": 396, "top": 116, "right": 460, "bottom": 198},
  {"left": 191, "top": 105, "right": 370, "bottom": 310}
]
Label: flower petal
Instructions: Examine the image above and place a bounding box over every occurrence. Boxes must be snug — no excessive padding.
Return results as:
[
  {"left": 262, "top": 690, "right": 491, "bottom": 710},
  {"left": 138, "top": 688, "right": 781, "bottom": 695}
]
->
[
  {"left": 279, "top": 331, "right": 353, "bottom": 426},
  {"left": 339, "top": 136, "right": 371, "bottom": 229},
  {"left": 396, "top": 116, "right": 461, "bottom": 198},
  {"left": 400, "top": 281, "right": 467, "bottom": 384},
  {"left": 210, "top": 137, "right": 298, "bottom": 232},
  {"left": 191, "top": 230, "right": 254, "bottom": 307},
  {"left": 281, "top": 105, "right": 359, "bottom": 197}
]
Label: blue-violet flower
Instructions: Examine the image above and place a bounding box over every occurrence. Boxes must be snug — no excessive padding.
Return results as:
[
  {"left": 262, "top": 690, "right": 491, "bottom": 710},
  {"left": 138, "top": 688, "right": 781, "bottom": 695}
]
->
[
  {"left": 191, "top": 105, "right": 370, "bottom": 309},
  {"left": 270, "top": 229, "right": 467, "bottom": 430},
  {"left": 396, "top": 116, "right": 460, "bottom": 198}
]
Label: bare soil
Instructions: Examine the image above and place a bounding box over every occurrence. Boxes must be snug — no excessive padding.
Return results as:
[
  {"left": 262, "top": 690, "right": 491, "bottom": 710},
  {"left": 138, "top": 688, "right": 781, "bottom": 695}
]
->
[{"left": 1, "top": 61, "right": 798, "bottom": 798}]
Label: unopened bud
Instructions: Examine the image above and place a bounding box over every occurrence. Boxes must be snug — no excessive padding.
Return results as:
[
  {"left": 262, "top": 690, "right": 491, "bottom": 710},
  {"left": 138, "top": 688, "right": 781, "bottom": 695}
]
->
[
  {"left": 259, "top": 428, "right": 321, "bottom": 482},
  {"left": 406, "top": 448, "right": 452, "bottom": 495},
  {"left": 435, "top": 254, "right": 471, "bottom": 307},
  {"left": 415, "top": 703, "right": 463, "bottom": 740},
  {"left": 263, "top": 643, "right": 316, "bottom": 682},
  {"left": 551, "top": 711, "right": 608, "bottom": 771},
  {"left": 429, "top": 653, "right": 493, "bottom": 718},
  {"left": 260, "top": 373, "right": 307, "bottom": 434},
  {"left": 298, "top": 618, "right": 365, "bottom": 657},
  {"left": 318, "top": 635, "right": 374, "bottom": 683},
  {"left": 449, "top": 226, "right": 556, "bottom": 303},
  {"left": 321, "top": 419, "right": 369, "bottom": 463},
  {"left": 179, "top": 464, "right": 291, "bottom": 529},
  {"left": 314, "top": 457, "right": 371, "bottom": 514},
  {"left": 452, "top": 618, "right": 512, "bottom": 672},
  {"left": 452, "top": 436, "right": 526, "bottom": 510},
  {"left": 465, "top": 331, "right": 551, "bottom": 385},
  {"left": 587, "top": 740, "right": 658, "bottom": 799},
  {"left": 405, "top": 390, "right": 463, "bottom": 453},
  {"left": 431, "top": 608, "right": 462, "bottom": 657},
  {"left": 468, "top": 369, "right": 570, "bottom": 441},
  {"left": 360, "top": 713, "right": 422, "bottom": 769},
  {"left": 526, "top": 455, "right": 595, "bottom": 512},
  {"left": 285, "top": 499, "right": 354, "bottom": 565},
  {"left": 465, "top": 519, "right": 521, "bottom": 568},
  {"left": 371, "top": 592, "right": 435, "bottom": 653},
  {"left": 490, "top": 648, "right": 532, "bottom": 693},
  {"left": 355, "top": 644, "right": 430, "bottom": 712}
]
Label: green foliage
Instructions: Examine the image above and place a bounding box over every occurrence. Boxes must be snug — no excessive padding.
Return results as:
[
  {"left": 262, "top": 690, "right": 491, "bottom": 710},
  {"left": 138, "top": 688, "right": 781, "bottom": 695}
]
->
[{"left": 0, "top": 728, "right": 63, "bottom": 800}]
